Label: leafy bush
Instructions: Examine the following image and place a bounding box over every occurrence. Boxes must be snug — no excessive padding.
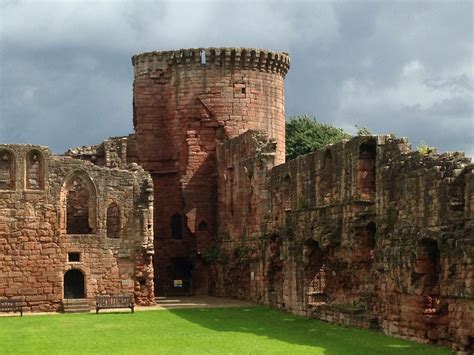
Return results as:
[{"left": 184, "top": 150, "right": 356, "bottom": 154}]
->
[{"left": 286, "top": 115, "right": 351, "bottom": 160}]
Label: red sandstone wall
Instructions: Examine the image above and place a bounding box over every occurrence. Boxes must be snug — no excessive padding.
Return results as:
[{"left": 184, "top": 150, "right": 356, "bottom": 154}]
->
[
  {"left": 132, "top": 48, "right": 289, "bottom": 294},
  {"left": 0, "top": 144, "right": 154, "bottom": 312},
  {"left": 215, "top": 132, "right": 474, "bottom": 352}
]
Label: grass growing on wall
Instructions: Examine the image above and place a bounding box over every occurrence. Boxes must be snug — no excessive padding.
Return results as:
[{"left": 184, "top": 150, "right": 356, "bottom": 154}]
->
[{"left": 0, "top": 307, "right": 451, "bottom": 355}]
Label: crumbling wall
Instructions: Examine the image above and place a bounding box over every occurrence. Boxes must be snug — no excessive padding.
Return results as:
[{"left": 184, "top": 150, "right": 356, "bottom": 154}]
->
[
  {"left": 0, "top": 144, "right": 154, "bottom": 312},
  {"left": 215, "top": 132, "right": 473, "bottom": 352},
  {"left": 65, "top": 133, "right": 139, "bottom": 169},
  {"left": 375, "top": 137, "right": 473, "bottom": 350},
  {"left": 215, "top": 130, "right": 276, "bottom": 300}
]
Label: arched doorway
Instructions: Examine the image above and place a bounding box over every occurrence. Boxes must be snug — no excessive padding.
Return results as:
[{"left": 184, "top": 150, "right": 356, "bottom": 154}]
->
[{"left": 64, "top": 269, "right": 85, "bottom": 299}]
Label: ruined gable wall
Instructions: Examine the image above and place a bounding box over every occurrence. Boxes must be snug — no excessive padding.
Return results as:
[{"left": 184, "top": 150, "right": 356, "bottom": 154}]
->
[
  {"left": 215, "top": 133, "right": 473, "bottom": 351},
  {"left": 0, "top": 144, "right": 154, "bottom": 312}
]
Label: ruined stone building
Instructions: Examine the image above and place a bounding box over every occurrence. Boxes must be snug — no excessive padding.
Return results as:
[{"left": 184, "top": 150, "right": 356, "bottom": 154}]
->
[{"left": 1, "top": 48, "right": 472, "bottom": 352}]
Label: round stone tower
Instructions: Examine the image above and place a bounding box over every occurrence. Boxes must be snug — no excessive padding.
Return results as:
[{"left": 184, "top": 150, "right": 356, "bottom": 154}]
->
[{"left": 132, "top": 47, "right": 290, "bottom": 294}]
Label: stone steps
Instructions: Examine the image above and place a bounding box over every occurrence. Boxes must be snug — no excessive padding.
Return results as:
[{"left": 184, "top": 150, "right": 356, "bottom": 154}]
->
[{"left": 63, "top": 299, "right": 91, "bottom": 313}]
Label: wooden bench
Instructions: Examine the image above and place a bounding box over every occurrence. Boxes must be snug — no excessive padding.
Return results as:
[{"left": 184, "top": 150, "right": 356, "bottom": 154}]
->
[
  {"left": 0, "top": 299, "right": 23, "bottom": 316},
  {"left": 96, "top": 295, "right": 134, "bottom": 314}
]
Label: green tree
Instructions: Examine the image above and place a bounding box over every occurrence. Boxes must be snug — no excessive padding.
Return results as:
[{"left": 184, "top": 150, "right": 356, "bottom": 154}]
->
[{"left": 285, "top": 115, "right": 351, "bottom": 160}]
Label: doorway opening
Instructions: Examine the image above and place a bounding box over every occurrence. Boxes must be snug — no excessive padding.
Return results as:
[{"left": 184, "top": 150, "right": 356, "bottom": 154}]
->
[{"left": 64, "top": 269, "right": 85, "bottom": 299}]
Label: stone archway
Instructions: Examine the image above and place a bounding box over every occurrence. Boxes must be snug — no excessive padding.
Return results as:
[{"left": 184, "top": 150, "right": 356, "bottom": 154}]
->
[{"left": 64, "top": 269, "right": 85, "bottom": 299}]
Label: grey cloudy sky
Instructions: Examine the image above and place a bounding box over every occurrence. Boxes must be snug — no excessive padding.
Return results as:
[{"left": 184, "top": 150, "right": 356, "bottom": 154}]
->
[{"left": 1, "top": 0, "right": 473, "bottom": 156}]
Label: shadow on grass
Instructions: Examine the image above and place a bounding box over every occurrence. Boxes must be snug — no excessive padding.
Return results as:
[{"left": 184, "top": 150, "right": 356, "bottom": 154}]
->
[{"left": 167, "top": 306, "right": 452, "bottom": 355}]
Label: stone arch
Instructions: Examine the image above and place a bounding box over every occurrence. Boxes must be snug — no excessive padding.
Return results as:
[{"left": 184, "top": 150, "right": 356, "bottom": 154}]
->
[
  {"left": 25, "top": 149, "right": 45, "bottom": 190},
  {"left": 0, "top": 148, "right": 15, "bottom": 190},
  {"left": 321, "top": 150, "right": 334, "bottom": 204},
  {"left": 60, "top": 170, "right": 98, "bottom": 235},
  {"left": 106, "top": 202, "right": 121, "bottom": 239},
  {"left": 358, "top": 141, "right": 376, "bottom": 200}
]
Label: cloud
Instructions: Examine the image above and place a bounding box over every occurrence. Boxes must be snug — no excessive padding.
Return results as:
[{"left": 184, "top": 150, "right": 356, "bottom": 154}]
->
[{"left": 0, "top": 0, "right": 472, "bottom": 157}]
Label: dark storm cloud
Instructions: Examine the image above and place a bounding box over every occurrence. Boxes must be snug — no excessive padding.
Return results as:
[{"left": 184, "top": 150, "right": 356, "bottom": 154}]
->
[{"left": 0, "top": 0, "right": 472, "bottom": 155}]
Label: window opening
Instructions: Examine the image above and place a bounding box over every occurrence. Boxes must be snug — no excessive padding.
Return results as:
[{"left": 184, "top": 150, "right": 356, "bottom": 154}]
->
[
  {"left": 0, "top": 150, "right": 14, "bottom": 190},
  {"left": 171, "top": 213, "right": 183, "bottom": 239},
  {"left": 66, "top": 178, "right": 92, "bottom": 234},
  {"left": 106, "top": 203, "right": 120, "bottom": 238},
  {"left": 26, "top": 150, "right": 44, "bottom": 190},
  {"left": 358, "top": 142, "right": 376, "bottom": 200},
  {"left": 68, "top": 252, "right": 80, "bottom": 262}
]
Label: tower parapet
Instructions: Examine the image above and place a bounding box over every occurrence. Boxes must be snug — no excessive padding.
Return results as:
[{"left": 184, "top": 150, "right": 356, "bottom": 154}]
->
[{"left": 132, "top": 47, "right": 290, "bottom": 77}]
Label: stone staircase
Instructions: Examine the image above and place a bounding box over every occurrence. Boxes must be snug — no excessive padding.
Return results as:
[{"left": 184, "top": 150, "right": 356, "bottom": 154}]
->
[{"left": 62, "top": 299, "right": 91, "bottom": 313}]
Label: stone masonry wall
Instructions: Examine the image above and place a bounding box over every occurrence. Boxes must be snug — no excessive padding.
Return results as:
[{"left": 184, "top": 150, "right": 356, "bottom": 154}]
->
[
  {"left": 0, "top": 144, "right": 154, "bottom": 312},
  {"left": 215, "top": 131, "right": 473, "bottom": 352},
  {"left": 132, "top": 48, "right": 289, "bottom": 295}
]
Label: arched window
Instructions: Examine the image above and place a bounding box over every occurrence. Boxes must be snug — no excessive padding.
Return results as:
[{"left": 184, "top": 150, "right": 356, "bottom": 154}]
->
[
  {"left": 171, "top": 213, "right": 183, "bottom": 239},
  {"left": 106, "top": 203, "right": 120, "bottom": 239},
  {"left": 321, "top": 150, "right": 334, "bottom": 204},
  {"left": 26, "top": 150, "right": 45, "bottom": 190},
  {"left": 65, "top": 174, "right": 96, "bottom": 235},
  {"left": 358, "top": 142, "right": 376, "bottom": 200},
  {"left": 0, "top": 150, "right": 14, "bottom": 190}
]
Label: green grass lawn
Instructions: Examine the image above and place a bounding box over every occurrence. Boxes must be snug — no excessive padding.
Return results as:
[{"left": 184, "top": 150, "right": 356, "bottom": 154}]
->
[{"left": 0, "top": 307, "right": 451, "bottom": 355}]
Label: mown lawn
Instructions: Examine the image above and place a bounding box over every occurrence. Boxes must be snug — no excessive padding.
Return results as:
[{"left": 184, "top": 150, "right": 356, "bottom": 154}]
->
[{"left": 0, "top": 307, "right": 451, "bottom": 354}]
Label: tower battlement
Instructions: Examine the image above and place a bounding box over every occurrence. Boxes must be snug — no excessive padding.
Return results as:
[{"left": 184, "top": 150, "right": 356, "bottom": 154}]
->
[{"left": 132, "top": 47, "right": 290, "bottom": 77}]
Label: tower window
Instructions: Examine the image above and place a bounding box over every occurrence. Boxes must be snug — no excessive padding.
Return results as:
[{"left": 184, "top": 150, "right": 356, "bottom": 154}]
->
[
  {"left": 171, "top": 213, "right": 183, "bottom": 239},
  {"left": 68, "top": 252, "right": 80, "bottom": 262}
]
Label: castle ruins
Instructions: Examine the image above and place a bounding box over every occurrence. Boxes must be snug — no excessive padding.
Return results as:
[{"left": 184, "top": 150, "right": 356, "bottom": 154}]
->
[{"left": 0, "top": 48, "right": 472, "bottom": 352}]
